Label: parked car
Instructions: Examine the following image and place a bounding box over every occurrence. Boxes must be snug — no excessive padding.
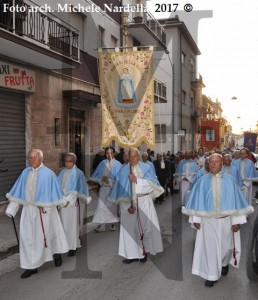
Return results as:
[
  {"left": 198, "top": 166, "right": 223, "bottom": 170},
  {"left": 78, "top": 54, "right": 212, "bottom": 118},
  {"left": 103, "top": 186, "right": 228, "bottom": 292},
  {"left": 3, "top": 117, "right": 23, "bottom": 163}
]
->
[
  {"left": 246, "top": 200, "right": 258, "bottom": 281},
  {"left": 253, "top": 153, "right": 258, "bottom": 170}
]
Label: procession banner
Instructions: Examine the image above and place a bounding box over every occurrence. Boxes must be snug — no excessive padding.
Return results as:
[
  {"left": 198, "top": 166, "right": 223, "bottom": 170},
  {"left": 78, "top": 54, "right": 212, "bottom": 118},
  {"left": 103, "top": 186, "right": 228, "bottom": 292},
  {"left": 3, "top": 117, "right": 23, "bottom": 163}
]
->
[
  {"left": 99, "top": 50, "right": 154, "bottom": 148},
  {"left": 244, "top": 132, "right": 257, "bottom": 152},
  {"left": 200, "top": 120, "right": 220, "bottom": 150}
]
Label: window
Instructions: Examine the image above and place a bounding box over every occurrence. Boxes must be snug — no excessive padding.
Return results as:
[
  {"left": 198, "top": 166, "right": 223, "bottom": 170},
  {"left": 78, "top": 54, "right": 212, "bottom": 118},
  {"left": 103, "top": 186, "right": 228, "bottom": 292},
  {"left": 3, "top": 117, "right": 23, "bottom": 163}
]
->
[
  {"left": 190, "top": 90, "right": 195, "bottom": 109},
  {"left": 181, "top": 52, "right": 186, "bottom": 65},
  {"left": 111, "top": 35, "right": 118, "bottom": 48},
  {"left": 154, "top": 79, "right": 167, "bottom": 103},
  {"left": 181, "top": 90, "right": 186, "bottom": 104},
  {"left": 99, "top": 26, "right": 105, "bottom": 47},
  {"left": 155, "top": 124, "right": 166, "bottom": 143},
  {"left": 54, "top": 118, "right": 61, "bottom": 147},
  {"left": 190, "top": 56, "right": 195, "bottom": 80}
]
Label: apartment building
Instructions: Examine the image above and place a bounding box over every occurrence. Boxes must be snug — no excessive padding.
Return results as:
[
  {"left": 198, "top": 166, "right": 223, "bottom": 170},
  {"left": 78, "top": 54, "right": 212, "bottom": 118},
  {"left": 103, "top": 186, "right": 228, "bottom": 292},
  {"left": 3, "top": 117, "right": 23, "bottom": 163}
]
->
[
  {"left": 0, "top": 0, "right": 167, "bottom": 203},
  {"left": 0, "top": 0, "right": 122, "bottom": 202},
  {"left": 154, "top": 16, "right": 203, "bottom": 153}
]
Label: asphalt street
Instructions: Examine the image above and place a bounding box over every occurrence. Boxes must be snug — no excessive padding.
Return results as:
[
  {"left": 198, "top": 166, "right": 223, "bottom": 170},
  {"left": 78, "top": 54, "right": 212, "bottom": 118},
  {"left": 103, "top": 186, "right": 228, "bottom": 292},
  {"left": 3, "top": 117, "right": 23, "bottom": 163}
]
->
[{"left": 0, "top": 192, "right": 258, "bottom": 300}]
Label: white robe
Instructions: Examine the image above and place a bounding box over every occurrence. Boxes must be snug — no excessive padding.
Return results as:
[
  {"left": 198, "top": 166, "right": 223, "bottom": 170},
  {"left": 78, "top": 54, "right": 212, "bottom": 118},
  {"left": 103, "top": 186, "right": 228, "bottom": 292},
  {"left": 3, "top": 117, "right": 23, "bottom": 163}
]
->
[
  {"left": 6, "top": 202, "right": 69, "bottom": 269},
  {"left": 180, "top": 179, "right": 192, "bottom": 205},
  {"left": 178, "top": 162, "right": 195, "bottom": 205},
  {"left": 119, "top": 175, "right": 163, "bottom": 259},
  {"left": 190, "top": 215, "right": 246, "bottom": 281},
  {"left": 6, "top": 166, "right": 68, "bottom": 269},
  {"left": 241, "top": 180, "right": 253, "bottom": 205},
  {"left": 240, "top": 159, "right": 255, "bottom": 205},
  {"left": 59, "top": 168, "right": 87, "bottom": 251},
  {"left": 92, "top": 181, "right": 119, "bottom": 224},
  {"left": 60, "top": 201, "right": 85, "bottom": 251}
]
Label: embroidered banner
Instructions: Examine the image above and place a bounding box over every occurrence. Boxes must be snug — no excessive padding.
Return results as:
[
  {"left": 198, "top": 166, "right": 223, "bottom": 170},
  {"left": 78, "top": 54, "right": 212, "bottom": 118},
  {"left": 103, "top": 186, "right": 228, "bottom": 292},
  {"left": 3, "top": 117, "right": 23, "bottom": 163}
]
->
[
  {"left": 200, "top": 120, "right": 220, "bottom": 150},
  {"left": 244, "top": 132, "right": 257, "bottom": 152},
  {"left": 99, "top": 50, "right": 154, "bottom": 148}
]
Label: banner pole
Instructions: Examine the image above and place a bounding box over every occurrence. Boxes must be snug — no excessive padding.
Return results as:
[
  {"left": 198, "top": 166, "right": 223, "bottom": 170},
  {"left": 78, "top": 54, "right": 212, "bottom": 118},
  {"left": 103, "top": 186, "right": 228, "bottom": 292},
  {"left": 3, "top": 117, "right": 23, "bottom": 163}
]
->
[{"left": 130, "top": 162, "right": 134, "bottom": 209}]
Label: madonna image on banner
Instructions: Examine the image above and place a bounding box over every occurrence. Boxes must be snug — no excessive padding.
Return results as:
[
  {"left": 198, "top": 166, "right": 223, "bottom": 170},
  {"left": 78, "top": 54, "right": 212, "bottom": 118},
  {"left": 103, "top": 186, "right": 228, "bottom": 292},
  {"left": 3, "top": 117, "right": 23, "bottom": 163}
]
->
[
  {"left": 117, "top": 67, "right": 138, "bottom": 106},
  {"left": 99, "top": 50, "right": 155, "bottom": 148},
  {"left": 206, "top": 129, "right": 215, "bottom": 141}
]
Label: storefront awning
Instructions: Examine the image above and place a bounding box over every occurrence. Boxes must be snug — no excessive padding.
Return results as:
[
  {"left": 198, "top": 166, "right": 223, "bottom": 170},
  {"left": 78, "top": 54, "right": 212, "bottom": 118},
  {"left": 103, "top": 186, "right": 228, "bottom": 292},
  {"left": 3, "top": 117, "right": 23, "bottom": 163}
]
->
[{"left": 63, "top": 90, "right": 101, "bottom": 106}]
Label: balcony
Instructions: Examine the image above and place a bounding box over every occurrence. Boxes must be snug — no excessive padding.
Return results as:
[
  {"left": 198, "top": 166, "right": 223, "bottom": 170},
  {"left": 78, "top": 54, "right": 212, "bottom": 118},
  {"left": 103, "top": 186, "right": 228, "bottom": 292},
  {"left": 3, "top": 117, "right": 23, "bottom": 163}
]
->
[
  {"left": 0, "top": 0, "right": 80, "bottom": 69},
  {"left": 190, "top": 106, "right": 202, "bottom": 119},
  {"left": 125, "top": 5, "right": 167, "bottom": 51}
]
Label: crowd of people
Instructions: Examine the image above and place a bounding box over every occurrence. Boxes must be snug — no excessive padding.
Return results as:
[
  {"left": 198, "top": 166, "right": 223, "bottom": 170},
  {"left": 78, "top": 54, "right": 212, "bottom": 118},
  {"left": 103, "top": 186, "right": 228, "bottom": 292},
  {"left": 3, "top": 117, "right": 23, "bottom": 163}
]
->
[
  {"left": 89, "top": 145, "right": 258, "bottom": 287},
  {"left": 4, "top": 146, "right": 258, "bottom": 288}
]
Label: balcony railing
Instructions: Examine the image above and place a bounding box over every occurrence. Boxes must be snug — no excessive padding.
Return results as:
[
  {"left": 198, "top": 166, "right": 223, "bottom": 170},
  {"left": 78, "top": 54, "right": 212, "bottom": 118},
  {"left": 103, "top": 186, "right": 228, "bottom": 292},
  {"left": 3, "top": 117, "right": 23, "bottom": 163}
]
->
[
  {"left": 0, "top": 0, "right": 79, "bottom": 61},
  {"left": 127, "top": 5, "right": 166, "bottom": 45},
  {"left": 190, "top": 106, "right": 202, "bottom": 118}
]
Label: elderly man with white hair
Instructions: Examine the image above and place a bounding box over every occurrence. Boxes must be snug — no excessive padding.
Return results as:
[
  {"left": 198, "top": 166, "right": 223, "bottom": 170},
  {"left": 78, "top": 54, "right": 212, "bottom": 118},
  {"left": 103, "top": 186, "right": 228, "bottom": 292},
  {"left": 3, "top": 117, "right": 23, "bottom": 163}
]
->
[
  {"left": 58, "top": 153, "right": 92, "bottom": 257},
  {"left": 233, "top": 147, "right": 258, "bottom": 204},
  {"left": 108, "top": 148, "right": 164, "bottom": 264},
  {"left": 5, "top": 149, "right": 69, "bottom": 278},
  {"left": 222, "top": 154, "right": 242, "bottom": 186},
  {"left": 142, "top": 152, "right": 156, "bottom": 174},
  {"left": 182, "top": 153, "right": 254, "bottom": 287}
]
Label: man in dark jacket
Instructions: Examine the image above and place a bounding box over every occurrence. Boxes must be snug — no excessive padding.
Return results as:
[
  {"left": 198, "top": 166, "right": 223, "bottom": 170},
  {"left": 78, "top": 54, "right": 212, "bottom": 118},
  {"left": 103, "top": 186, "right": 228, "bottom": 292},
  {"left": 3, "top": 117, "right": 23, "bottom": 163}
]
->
[{"left": 153, "top": 153, "right": 170, "bottom": 204}]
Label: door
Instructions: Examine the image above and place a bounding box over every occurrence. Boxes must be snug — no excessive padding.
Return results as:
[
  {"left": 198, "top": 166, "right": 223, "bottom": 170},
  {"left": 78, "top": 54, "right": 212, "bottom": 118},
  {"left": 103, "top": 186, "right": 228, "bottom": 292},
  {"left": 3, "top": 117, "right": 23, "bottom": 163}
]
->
[
  {"left": 69, "top": 108, "right": 85, "bottom": 172},
  {"left": 0, "top": 90, "right": 26, "bottom": 201}
]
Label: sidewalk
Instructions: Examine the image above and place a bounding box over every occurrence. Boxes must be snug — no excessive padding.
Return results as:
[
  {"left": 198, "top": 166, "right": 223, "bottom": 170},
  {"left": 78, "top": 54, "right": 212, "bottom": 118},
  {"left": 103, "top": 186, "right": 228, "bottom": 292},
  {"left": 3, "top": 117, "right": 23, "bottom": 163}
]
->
[{"left": 0, "top": 186, "right": 99, "bottom": 277}]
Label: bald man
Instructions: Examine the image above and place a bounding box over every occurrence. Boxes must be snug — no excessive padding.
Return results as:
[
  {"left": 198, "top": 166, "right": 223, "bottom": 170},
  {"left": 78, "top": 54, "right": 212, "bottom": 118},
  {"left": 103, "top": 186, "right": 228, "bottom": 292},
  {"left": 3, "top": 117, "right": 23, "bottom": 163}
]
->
[
  {"left": 183, "top": 154, "right": 253, "bottom": 287},
  {"left": 108, "top": 148, "right": 164, "bottom": 263},
  {"left": 6, "top": 149, "right": 69, "bottom": 278}
]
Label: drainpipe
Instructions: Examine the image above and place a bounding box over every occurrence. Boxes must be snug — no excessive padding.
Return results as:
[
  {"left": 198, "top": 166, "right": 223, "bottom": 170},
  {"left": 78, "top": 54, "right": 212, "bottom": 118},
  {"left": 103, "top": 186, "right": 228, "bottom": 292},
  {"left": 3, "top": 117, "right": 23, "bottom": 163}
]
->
[{"left": 180, "top": 32, "right": 183, "bottom": 150}]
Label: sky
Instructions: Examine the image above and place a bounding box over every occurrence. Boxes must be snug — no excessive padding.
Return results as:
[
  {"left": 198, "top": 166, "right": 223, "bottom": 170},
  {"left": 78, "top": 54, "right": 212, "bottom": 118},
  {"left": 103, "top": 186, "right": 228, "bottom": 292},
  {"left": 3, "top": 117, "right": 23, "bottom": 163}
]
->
[{"left": 147, "top": 0, "right": 258, "bottom": 134}]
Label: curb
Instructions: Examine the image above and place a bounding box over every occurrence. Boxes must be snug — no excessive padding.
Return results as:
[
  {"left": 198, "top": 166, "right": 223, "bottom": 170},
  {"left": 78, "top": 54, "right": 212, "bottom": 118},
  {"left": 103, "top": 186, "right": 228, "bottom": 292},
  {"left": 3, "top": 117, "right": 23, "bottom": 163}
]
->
[
  {"left": 0, "top": 253, "right": 20, "bottom": 277},
  {"left": 0, "top": 218, "right": 96, "bottom": 278}
]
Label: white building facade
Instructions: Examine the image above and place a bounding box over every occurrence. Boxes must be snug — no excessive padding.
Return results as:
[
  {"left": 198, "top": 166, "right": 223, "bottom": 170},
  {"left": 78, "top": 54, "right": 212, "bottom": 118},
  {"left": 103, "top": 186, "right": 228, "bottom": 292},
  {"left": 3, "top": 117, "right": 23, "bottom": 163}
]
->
[{"left": 154, "top": 17, "right": 203, "bottom": 154}]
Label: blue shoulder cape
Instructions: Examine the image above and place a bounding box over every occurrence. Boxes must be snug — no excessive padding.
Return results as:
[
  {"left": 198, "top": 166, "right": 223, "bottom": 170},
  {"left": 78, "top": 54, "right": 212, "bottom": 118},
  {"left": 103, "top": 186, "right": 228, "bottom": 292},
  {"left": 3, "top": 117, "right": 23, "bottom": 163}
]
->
[
  {"left": 234, "top": 158, "right": 258, "bottom": 178},
  {"left": 108, "top": 162, "right": 164, "bottom": 204},
  {"left": 182, "top": 172, "right": 254, "bottom": 217},
  {"left": 144, "top": 160, "right": 156, "bottom": 175},
  {"left": 89, "top": 159, "right": 122, "bottom": 184},
  {"left": 175, "top": 159, "right": 199, "bottom": 174},
  {"left": 192, "top": 167, "right": 208, "bottom": 186},
  {"left": 6, "top": 165, "right": 65, "bottom": 207},
  {"left": 58, "top": 166, "right": 89, "bottom": 201},
  {"left": 222, "top": 165, "right": 242, "bottom": 187}
]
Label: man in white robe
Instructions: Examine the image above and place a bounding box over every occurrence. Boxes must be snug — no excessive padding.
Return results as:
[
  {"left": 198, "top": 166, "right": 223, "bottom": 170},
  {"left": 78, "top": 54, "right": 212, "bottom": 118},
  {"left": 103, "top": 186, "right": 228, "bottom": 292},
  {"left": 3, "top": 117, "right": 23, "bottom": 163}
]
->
[
  {"left": 108, "top": 148, "right": 164, "bottom": 263},
  {"left": 174, "top": 151, "right": 199, "bottom": 205},
  {"left": 234, "top": 148, "right": 258, "bottom": 204},
  {"left": 90, "top": 147, "right": 122, "bottom": 232},
  {"left": 58, "top": 153, "right": 92, "bottom": 256},
  {"left": 222, "top": 154, "right": 242, "bottom": 186},
  {"left": 5, "top": 149, "right": 69, "bottom": 278},
  {"left": 182, "top": 153, "right": 254, "bottom": 287}
]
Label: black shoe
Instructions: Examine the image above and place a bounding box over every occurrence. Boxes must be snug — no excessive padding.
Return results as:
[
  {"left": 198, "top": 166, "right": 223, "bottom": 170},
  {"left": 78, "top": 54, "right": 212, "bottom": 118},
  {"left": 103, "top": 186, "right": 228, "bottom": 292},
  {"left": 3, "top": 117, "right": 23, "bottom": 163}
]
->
[
  {"left": 140, "top": 254, "right": 148, "bottom": 263},
  {"left": 68, "top": 250, "right": 77, "bottom": 257},
  {"left": 205, "top": 280, "right": 217, "bottom": 287},
  {"left": 221, "top": 265, "right": 229, "bottom": 276},
  {"left": 53, "top": 254, "right": 62, "bottom": 267},
  {"left": 122, "top": 258, "right": 139, "bottom": 264},
  {"left": 21, "top": 269, "right": 38, "bottom": 279}
]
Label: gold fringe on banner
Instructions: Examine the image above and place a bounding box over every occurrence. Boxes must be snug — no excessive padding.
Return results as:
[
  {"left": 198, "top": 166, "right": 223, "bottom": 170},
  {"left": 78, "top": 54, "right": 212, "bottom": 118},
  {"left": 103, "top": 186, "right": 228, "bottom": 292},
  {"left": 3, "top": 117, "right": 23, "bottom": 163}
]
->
[{"left": 99, "top": 50, "right": 155, "bottom": 148}]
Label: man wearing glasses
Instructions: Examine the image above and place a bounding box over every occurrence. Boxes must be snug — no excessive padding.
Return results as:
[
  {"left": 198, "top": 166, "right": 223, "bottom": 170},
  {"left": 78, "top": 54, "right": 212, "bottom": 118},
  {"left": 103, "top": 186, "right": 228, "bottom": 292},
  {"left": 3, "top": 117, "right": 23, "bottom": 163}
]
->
[{"left": 5, "top": 149, "right": 69, "bottom": 278}]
